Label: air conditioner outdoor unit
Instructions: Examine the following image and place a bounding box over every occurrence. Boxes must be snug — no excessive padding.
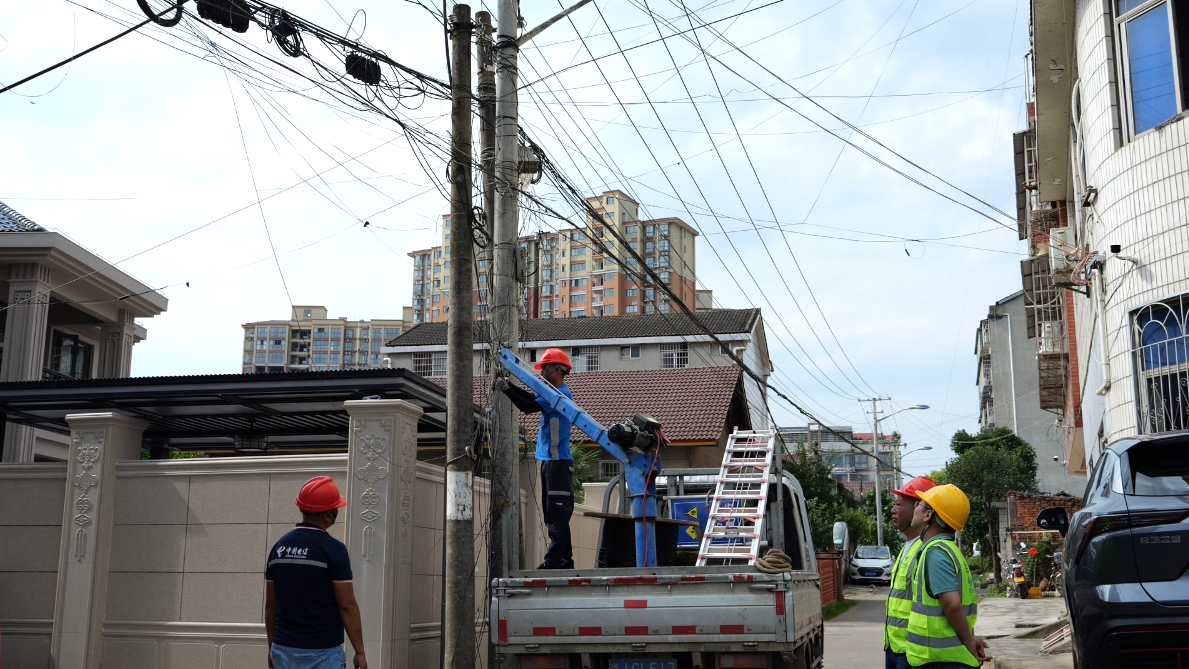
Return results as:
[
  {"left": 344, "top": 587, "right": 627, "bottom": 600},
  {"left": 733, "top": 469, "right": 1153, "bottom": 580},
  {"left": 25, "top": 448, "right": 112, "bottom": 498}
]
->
[{"left": 1048, "top": 227, "right": 1078, "bottom": 286}]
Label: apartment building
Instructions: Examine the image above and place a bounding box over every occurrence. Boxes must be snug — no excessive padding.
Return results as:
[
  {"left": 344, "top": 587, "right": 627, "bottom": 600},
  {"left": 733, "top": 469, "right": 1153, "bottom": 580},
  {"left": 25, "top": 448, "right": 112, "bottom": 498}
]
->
[
  {"left": 383, "top": 307, "right": 770, "bottom": 428},
  {"left": 241, "top": 305, "right": 413, "bottom": 373},
  {"left": 975, "top": 292, "right": 1091, "bottom": 494},
  {"left": 406, "top": 191, "right": 710, "bottom": 325},
  {"left": 1012, "top": 0, "right": 1189, "bottom": 475},
  {"left": 779, "top": 425, "right": 903, "bottom": 492}
]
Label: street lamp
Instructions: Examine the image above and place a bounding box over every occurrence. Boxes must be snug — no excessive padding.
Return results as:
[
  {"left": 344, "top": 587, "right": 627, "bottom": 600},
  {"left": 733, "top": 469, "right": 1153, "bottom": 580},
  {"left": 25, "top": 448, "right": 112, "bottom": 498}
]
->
[
  {"left": 867, "top": 401, "right": 930, "bottom": 547},
  {"left": 902, "top": 446, "right": 934, "bottom": 458}
]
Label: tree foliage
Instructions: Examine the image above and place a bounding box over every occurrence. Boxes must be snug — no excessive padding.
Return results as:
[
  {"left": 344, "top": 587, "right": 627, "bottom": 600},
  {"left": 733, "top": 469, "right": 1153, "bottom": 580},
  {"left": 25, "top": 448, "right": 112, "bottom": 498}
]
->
[{"left": 942, "top": 427, "right": 1039, "bottom": 583}]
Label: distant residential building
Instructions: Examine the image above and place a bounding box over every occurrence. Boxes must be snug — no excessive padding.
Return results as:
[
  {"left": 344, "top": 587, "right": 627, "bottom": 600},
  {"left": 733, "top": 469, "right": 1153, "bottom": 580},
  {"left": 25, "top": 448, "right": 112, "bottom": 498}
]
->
[
  {"left": 0, "top": 202, "right": 169, "bottom": 462},
  {"left": 975, "top": 292, "right": 1087, "bottom": 494},
  {"left": 242, "top": 305, "right": 413, "bottom": 373},
  {"left": 406, "top": 190, "right": 711, "bottom": 325},
  {"left": 384, "top": 307, "right": 770, "bottom": 428},
  {"left": 779, "top": 424, "right": 903, "bottom": 494}
]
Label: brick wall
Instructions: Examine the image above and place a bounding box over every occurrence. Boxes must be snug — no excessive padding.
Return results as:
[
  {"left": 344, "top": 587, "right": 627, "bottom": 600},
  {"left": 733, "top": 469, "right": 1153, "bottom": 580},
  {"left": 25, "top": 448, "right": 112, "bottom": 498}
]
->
[
  {"left": 816, "top": 551, "right": 842, "bottom": 607},
  {"left": 1006, "top": 491, "right": 1083, "bottom": 532}
]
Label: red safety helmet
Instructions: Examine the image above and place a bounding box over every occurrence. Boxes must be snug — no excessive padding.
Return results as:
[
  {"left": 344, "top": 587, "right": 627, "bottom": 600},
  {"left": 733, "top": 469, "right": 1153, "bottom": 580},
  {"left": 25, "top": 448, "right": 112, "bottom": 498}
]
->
[
  {"left": 535, "top": 347, "right": 572, "bottom": 372},
  {"left": 295, "top": 476, "right": 348, "bottom": 513},
  {"left": 891, "top": 475, "right": 937, "bottom": 501}
]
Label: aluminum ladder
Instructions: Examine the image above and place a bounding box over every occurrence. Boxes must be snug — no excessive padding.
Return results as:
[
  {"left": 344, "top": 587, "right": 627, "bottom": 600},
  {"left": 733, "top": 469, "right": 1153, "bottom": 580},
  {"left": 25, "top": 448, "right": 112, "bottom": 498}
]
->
[{"left": 696, "top": 429, "right": 777, "bottom": 566}]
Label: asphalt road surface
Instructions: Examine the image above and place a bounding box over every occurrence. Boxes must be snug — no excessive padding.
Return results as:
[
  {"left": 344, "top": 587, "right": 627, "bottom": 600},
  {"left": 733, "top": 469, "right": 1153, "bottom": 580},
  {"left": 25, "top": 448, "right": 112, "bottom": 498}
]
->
[{"left": 824, "top": 587, "right": 887, "bottom": 668}]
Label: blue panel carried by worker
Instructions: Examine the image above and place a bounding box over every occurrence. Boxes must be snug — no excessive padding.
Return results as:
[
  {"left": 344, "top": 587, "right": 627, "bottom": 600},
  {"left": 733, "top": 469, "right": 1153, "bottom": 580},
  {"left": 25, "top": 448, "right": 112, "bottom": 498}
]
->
[{"left": 494, "top": 347, "right": 576, "bottom": 569}]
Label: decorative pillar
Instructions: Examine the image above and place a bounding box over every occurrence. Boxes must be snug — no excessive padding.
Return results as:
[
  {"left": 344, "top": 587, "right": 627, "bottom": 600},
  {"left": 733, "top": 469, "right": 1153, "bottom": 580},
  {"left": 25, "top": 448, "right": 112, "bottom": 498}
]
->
[
  {"left": 343, "top": 399, "right": 423, "bottom": 669},
  {"left": 1, "top": 262, "right": 52, "bottom": 462},
  {"left": 50, "top": 412, "right": 149, "bottom": 669},
  {"left": 97, "top": 308, "right": 136, "bottom": 379}
]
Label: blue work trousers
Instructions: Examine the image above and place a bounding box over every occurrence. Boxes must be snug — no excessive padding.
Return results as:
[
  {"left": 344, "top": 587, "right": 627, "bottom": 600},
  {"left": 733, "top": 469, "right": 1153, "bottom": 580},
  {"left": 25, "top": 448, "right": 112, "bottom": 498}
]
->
[
  {"left": 270, "top": 643, "right": 346, "bottom": 669},
  {"left": 540, "top": 458, "right": 574, "bottom": 569}
]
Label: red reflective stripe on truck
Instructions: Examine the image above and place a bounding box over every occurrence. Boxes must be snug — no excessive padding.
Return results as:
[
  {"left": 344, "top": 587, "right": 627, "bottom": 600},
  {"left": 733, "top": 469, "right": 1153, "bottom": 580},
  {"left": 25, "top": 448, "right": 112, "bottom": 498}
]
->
[
  {"left": 532, "top": 627, "right": 557, "bottom": 636},
  {"left": 568, "top": 578, "right": 591, "bottom": 585},
  {"left": 625, "top": 626, "right": 650, "bottom": 635},
  {"left": 732, "top": 575, "right": 756, "bottom": 582},
  {"left": 775, "top": 590, "right": 785, "bottom": 616},
  {"left": 578, "top": 627, "right": 603, "bottom": 636},
  {"left": 720, "top": 625, "right": 746, "bottom": 634},
  {"left": 680, "top": 575, "right": 706, "bottom": 582},
  {"left": 524, "top": 579, "right": 547, "bottom": 586},
  {"left": 498, "top": 619, "right": 507, "bottom": 644},
  {"left": 624, "top": 600, "right": 647, "bottom": 608},
  {"left": 612, "top": 576, "right": 659, "bottom": 585},
  {"left": 672, "top": 625, "right": 697, "bottom": 635}
]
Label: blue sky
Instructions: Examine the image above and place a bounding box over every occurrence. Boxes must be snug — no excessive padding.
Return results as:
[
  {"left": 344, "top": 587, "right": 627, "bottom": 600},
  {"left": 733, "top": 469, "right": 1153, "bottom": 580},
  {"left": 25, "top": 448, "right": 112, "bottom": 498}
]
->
[{"left": 0, "top": 0, "right": 1033, "bottom": 475}]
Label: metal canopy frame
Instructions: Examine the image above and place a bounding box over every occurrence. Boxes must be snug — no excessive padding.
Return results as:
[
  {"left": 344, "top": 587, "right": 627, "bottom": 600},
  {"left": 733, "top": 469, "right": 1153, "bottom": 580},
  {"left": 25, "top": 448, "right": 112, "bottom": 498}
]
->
[{"left": 0, "top": 368, "right": 479, "bottom": 455}]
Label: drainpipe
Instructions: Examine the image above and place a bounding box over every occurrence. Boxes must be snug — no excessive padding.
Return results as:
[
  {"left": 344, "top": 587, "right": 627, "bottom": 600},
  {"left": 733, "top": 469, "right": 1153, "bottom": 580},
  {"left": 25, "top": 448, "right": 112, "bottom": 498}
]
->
[
  {"left": 1094, "top": 265, "right": 1111, "bottom": 396},
  {"left": 1003, "top": 313, "right": 1019, "bottom": 434}
]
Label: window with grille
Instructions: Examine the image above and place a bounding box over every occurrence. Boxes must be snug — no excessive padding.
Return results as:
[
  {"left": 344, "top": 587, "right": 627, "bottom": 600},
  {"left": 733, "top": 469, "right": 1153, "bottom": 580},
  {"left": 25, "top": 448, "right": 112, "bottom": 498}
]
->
[
  {"left": 571, "top": 346, "right": 600, "bottom": 372},
  {"left": 1133, "top": 294, "right": 1189, "bottom": 433},
  {"left": 660, "top": 343, "right": 689, "bottom": 369},
  {"left": 599, "top": 460, "right": 622, "bottom": 480},
  {"left": 413, "top": 351, "right": 448, "bottom": 377}
]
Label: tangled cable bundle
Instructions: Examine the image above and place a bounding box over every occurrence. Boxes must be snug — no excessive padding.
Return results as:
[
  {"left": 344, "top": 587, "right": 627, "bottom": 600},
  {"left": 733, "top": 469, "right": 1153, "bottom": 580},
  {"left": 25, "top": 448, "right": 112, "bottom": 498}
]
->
[{"left": 755, "top": 549, "right": 793, "bottom": 573}]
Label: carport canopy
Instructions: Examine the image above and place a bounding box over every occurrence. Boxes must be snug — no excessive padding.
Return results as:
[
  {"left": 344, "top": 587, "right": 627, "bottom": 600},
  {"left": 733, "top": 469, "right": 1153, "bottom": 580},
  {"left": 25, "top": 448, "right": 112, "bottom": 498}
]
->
[{"left": 0, "top": 368, "right": 478, "bottom": 457}]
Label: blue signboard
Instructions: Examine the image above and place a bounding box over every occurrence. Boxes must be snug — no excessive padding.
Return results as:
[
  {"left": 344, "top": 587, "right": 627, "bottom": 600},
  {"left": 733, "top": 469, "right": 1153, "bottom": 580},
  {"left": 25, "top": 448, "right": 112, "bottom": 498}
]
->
[{"left": 669, "top": 497, "right": 707, "bottom": 547}]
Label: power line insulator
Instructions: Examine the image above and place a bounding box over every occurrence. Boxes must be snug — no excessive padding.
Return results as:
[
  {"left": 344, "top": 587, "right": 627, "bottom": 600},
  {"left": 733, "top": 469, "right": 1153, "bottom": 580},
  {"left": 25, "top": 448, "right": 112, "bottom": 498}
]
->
[
  {"left": 345, "top": 53, "right": 381, "bottom": 85},
  {"left": 196, "top": 0, "right": 251, "bottom": 33}
]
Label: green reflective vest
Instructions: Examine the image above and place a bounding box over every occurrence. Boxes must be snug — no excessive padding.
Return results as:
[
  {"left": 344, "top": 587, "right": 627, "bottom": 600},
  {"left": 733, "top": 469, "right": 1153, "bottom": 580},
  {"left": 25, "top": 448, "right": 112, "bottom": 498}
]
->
[
  {"left": 884, "top": 538, "right": 924, "bottom": 653},
  {"left": 904, "top": 538, "right": 979, "bottom": 667}
]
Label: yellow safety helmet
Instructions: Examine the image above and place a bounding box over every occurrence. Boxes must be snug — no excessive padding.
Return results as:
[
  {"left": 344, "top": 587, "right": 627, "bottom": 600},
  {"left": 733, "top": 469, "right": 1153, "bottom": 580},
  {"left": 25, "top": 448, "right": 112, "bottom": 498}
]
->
[{"left": 916, "top": 484, "right": 971, "bottom": 532}]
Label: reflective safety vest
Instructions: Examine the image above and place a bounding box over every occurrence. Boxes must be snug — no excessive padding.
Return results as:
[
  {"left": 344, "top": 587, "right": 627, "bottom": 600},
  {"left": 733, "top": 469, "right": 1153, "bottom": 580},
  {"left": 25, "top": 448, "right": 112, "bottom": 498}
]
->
[
  {"left": 904, "top": 538, "right": 979, "bottom": 667},
  {"left": 884, "top": 538, "right": 924, "bottom": 653}
]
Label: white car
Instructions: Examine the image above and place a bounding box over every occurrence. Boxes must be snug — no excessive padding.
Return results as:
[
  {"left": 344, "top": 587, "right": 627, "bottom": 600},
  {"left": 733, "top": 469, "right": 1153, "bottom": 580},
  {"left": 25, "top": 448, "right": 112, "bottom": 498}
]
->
[{"left": 850, "top": 544, "right": 894, "bottom": 584}]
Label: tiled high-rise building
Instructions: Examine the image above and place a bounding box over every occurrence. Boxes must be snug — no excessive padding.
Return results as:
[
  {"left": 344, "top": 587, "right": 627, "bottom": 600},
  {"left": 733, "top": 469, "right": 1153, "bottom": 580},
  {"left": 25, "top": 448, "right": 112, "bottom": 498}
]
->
[
  {"left": 407, "top": 191, "right": 709, "bottom": 324},
  {"left": 241, "top": 305, "right": 413, "bottom": 373}
]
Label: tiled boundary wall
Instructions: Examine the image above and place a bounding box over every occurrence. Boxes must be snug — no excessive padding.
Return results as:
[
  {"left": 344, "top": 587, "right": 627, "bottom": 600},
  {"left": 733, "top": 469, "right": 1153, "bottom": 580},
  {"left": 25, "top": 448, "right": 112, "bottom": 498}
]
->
[{"left": 0, "top": 401, "right": 599, "bottom": 669}]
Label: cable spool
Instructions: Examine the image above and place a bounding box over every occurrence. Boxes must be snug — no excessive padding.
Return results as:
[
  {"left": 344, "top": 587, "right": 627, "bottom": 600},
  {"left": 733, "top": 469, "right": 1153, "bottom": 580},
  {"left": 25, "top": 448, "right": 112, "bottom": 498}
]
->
[
  {"left": 196, "top": 0, "right": 251, "bottom": 33},
  {"left": 268, "top": 9, "right": 303, "bottom": 58},
  {"left": 345, "top": 52, "right": 382, "bottom": 85}
]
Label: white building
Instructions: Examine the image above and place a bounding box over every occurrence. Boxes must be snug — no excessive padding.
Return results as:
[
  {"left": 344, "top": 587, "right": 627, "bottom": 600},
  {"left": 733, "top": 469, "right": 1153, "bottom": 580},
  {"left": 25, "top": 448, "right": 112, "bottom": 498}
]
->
[{"left": 1021, "top": 0, "right": 1189, "bottom": 474}]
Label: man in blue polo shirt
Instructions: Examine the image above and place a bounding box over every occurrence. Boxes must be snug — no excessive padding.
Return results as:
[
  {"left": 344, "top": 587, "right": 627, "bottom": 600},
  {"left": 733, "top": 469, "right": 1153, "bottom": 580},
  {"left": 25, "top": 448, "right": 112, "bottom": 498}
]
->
[{"left": 265, "top": 476, "right": 367, "bottom": 669}]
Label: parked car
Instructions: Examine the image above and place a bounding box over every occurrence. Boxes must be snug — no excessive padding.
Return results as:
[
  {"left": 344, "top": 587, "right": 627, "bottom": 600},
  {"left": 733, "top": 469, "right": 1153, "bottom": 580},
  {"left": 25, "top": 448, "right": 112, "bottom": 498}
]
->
[
  {"left": 1037, "top": 431, "right": 1189, "bottom": 669},
  {"left": 849, "top": 544, "right": 893, "bottom": 584},
  {"left": 833, "top": 521, "right": 852, "bottom": 584}
]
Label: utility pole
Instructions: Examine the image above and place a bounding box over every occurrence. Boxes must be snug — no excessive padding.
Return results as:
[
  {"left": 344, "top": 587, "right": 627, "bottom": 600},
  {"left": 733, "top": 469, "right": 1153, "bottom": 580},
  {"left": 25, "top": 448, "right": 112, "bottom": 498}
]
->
[
  {"left": 861, "top": 397, "right": 891, "bottom": 547},
  {"left": 490, "top": 0, "right": 523, "bottom": 580},
  {"left": 443, "top": 5, "right": 475, "bottom": 668},
  {"left": 476, "top": 11, "right": 496, "bottom": 242}
]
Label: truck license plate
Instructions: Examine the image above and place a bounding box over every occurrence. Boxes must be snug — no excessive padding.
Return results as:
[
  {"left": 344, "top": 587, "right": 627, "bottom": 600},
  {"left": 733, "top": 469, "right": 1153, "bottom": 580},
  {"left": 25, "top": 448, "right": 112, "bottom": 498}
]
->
[{"left": 609, "top": 660, "right": 677, "bottom": 669}]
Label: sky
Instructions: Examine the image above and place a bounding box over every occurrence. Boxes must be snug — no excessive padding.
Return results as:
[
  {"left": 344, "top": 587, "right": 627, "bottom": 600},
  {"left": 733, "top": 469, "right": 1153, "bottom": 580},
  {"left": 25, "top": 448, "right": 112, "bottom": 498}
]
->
[{"left": 0, "top": 0, "right": 1035, "bottom": 476}]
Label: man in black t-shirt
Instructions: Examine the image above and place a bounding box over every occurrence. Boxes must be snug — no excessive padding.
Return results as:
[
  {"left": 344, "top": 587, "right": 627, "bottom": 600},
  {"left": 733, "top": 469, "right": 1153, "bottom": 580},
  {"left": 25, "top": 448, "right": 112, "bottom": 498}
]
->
[{"left": 266, "top": 476, "right": 367, "bottom": 669}]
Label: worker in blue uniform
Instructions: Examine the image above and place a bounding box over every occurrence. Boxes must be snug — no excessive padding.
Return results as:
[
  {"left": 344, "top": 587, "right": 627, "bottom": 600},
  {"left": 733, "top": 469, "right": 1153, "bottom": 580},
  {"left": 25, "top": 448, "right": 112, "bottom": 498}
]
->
[{"left": 494, "top": 347, "right": 576, "bottom": 569}]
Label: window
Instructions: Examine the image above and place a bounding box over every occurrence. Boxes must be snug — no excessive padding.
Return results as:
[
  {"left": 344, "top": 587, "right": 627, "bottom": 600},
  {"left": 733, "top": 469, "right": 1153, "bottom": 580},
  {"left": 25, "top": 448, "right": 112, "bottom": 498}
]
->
[
  {"left": 328, "top": 327, "right": 340, "bottom": 339},
  {"left": 625, "top": 287, "right": 638, "bottom": 297},
  {"left": 433, "top": 294, "right": 441, "bottom": 303},
  {"left": 645, "top": 241, "right": 655, "bottom": 253},
  {"left": 599, "top": 460, "right": 622, "bottom": 480},
  {"left": 543, "top": 284, "right": 553, "bottom": 296},
  {"left": 479, "top": 259, "right": 487, "bottom": 269},
  {"left": 304, "top": 308, "right": 313, "bottom": 316},
  {"left": 572, "top": 262, "right": 586, "bottom": 272},
  {"left": 542, "top": 299, "right": 552, "bottom": 310},
  {"left": 313, "top": 341, "right": 329, "bottom": 351},
  {"left": 345, "top": 341, "right": 354, "bottom": 351},
  {"left": 606, "top": 196, "right": 615, "bottom": 204},
  {"left": 572, "top": 278, "right": 587, "bottom": 287},
  {"left": 604, "top": 304, "right": 614, "bottom": 314},
  {"left": 330, "top": 353, "right": 341, "bottom": 365},
  {"left": 570, "top": 309, "right": 586, "bottom": 318},
  {"left": 245, "top": 328, "right": 255, "bottom": 337},
  {"left": 625, "top": 304, "right": 638, "bottom": 314},
  {"left": 413, "top": 351, "right": 448, "bottom": 377},
  {"left": 660, "top": 343, "right": 689, "bottom": 368},
  {"left": 660, "top": 254, "right": 670, "bottom": 267},
  {"left": 645, "top": 304, "right": 656, "bottom": 314},
  {"left": 620, "top": 345, "right": 641, "bottom": 359},
  {"left": 445, "top": 246, "right": 451, "bottom": 255},
  {"left": 543, "top": 269, "right": 553, "bottom": 280},
  {"left": 660, "top": 271, "right": 671, "bottom": 283},
  {"left": 444, "top": 276, "right": 451, "bottom": 284},
  {"left": 268, "top": 352, "right": 285, "bottom": 364},
  {"left": 312, "top": 353, "right": 329, "bottom": 364},
  {"left": 434, "top": 265, "right": 442, "bottom": 274},
  {"left": 434, "top": 250, "right": 442, "bottom": 258},
  {"left": 479, "top": 274, "right": 488, "bottom": 284},
  {"left": 1133, "top": 294, "right": 1189, "bottom": 433},
  {"left": 1115, "top": 0, "right": 1187, "bottom": 135},
  {"left": 372, "top": 354, "right": 381, "bottom": 364},
  {"left": 244, "top": 352, "right": 254, "bottom": 363},
  {"left": 444, "top": 261, "right": 451, "bottom": 269},
  {"left": 645, "top": 225, "right": 654, "bottom": 237},
  {"left": 645, "top": 288, "right": 655, "bottom": 300},
  {"left": 659, "top": 223, "right": 669, "bottom": 236},
  {"left": 645, "top": 257, "right": 656, "bottom": 267},
  {"left": 270, "top": 327, "right": 287, "bottom": 338},
  {"left": 445, "top": 233, "right": 451, "bottom": 240},
  {"left": 331, "top": 341, "right": 341, "bottom": 351},
  {"left": 629, "top": 241, "right": 639, "bottom": 251},
  {"left": 432, "top": 309, "right": 440, "bottom": 317},
  {"left": 257, "top": 340, "right": 267, "bottom": 349},
  {"left": 384, "top": 328, "right": 398, "bottom": 339},
  {"left": 625, "top": 225, "right": 638, "bottom": 234},
  {"left": 605, "top": 288, "right": 615, "bottom": 297},
  {"left": 659, "top": 240, "right": 669, "bottom": 251},
  {"left": 571, "top": 293, "right": 586, "bottom": 303},
  {"left": 344, "top": 353, "right": 353, "bottom": 365},
  {"left": 572, "top": 247, "right": 586, "bottom": 256},
  {"left": 573, "top": 232, "right": 586, "bottom": 241},
  {"left": 47, "top": 332, "right": 93, "bottom": 379},
  {"left": 604, "top": 212, "right": 614, "bottom": 220},
  {"left": 345, "top": 329, "right": 354, "bottom": 338}
]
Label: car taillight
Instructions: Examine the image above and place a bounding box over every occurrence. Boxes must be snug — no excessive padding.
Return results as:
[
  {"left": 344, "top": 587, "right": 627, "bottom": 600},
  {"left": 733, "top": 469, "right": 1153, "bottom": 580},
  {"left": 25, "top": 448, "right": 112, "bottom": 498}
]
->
[
  {"left": 518, "top": 656, "right": 567, "bottom": 669},
  {"left": 718, "top": 654, "right": 770, "bottom": 668},
  {"left": 1075, "top": 511, "right": 1189, "bottom": 562}
]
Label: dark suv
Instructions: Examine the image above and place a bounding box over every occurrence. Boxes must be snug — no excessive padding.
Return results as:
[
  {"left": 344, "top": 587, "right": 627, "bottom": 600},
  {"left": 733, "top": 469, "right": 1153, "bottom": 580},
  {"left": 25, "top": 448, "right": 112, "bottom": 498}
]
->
[{"left": 1037, "top": 432, "right": 1189, "bottom": 669}]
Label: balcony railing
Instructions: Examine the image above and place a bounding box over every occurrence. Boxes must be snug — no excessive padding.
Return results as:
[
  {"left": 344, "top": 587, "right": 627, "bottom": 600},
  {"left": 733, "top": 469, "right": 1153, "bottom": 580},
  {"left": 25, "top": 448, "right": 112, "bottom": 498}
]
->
[{"left": 43, "top": 368, "right": 80, "bottom": 381}]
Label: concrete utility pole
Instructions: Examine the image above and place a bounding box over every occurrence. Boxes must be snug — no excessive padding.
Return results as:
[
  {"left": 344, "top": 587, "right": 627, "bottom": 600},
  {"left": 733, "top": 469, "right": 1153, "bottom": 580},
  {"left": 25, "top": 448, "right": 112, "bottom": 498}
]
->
[
  {"left": 860, "top": 397, "right": 891, "bottom": 547},
  {"left": 476, "top": 11, "right": 496, "bottom": 242},
  {"left": 444, "top": 5, "right": 475, "bottom": 668},
  {"left": 489, "top": 0, "right": 523, "bottom": 580}
]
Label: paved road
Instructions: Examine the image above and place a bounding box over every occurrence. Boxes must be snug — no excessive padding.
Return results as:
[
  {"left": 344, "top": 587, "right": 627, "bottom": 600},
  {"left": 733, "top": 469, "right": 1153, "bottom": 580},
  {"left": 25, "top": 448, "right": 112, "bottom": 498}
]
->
[{"left": 823, "top": 587, "right": 887, "bottom": 668}]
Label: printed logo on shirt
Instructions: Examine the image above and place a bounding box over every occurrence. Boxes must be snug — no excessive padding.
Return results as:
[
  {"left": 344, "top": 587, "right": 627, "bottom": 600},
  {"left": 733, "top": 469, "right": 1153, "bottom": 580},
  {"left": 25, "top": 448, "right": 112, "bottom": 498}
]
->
[{"left": 275, "top": 545, "right": 309, "bottom": 558}]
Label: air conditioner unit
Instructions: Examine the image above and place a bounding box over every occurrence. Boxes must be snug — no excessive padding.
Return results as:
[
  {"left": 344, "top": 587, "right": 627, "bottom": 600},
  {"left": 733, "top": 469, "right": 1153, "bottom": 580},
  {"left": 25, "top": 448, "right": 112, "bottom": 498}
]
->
[{"left": 1048, "top": 227, "right": 1078, "bottom": 286}]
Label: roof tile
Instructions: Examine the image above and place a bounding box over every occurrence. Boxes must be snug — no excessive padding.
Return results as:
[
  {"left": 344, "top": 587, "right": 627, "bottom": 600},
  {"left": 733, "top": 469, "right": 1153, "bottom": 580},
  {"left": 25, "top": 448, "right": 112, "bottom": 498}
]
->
[{"left": 0, "top": 201, "right": 47, "bottom": 232}]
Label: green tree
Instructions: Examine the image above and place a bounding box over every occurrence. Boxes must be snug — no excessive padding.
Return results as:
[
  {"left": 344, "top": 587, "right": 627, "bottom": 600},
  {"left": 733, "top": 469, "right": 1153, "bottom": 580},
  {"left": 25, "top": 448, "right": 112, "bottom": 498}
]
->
[
  {"left": 861, "top": 488, "right": 905, "bottom": 556},
  {"left": 944, "top": 427, "right": 1038, "bottom": 584},
  {"left": 783, "top": 443, "right": 868, "bottom": 552}
]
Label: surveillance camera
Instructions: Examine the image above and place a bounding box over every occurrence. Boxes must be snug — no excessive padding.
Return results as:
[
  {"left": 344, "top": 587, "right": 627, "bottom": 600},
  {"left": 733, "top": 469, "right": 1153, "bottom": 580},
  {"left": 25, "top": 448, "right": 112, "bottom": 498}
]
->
[{"left": 1053, "top": 455, "right": 1060, "bottom": 462}]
